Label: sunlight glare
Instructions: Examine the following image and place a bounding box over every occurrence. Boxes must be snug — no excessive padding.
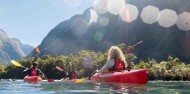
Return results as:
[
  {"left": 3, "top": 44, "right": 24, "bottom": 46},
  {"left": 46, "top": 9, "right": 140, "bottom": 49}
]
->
[
  {"left": 157, "top": 9, "right": 178, "bottom": 28},
  {"left": 82, "top": 57, "right": 94, "bottom": 68},
  {"left": 93, "top": 28, "right": 106, "bottom": 42},
  {"left": 183, "top": 33, "right": 190, "bottom": 57},
  {"left": 93, "top": 0, "right": 108, "bottom": 14},
  {"left": 107, "top": 0, "right": 126, "bottom": 15},
  {"left": 141, "top": 6, "right": 160, "bottom": 24},
  {"left": 88, "top": 9, "right": 98, "bottom": 25},
  {"left": 176, "top": 12, "right": 190, "bottom": 31},
  {"left": 71, "top": 18, "right": 88, "bottom": 36},
  {"left": 99, "top": 17, "right": 109, "bottom": 27},
  {"left": 120, "top": 4, "right": 139, "bottom": 23}
]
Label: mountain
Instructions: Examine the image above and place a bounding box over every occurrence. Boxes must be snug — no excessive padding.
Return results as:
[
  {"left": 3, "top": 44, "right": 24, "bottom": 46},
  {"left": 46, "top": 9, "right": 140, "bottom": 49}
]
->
[
  {"left": 29, "top": 0, "right": 190, "bottom": 63},
  {"left": 12, "top": 38, "right": 34, "bottom": 56},
  {"left": 0, "top": 29, "right": 34, "bottom": 65}
]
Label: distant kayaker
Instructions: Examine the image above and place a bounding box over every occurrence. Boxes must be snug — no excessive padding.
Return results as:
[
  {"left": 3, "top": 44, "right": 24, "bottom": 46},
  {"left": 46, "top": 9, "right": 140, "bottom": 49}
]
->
[
  {"left": 67, "top": 68, "right": 79, "bottom": 79},
  {"left": 96, "top": 46, "right": 130, "bottom": 73},
  {"left": 23, "top": 62, "right": 45, "bottom": 78}
]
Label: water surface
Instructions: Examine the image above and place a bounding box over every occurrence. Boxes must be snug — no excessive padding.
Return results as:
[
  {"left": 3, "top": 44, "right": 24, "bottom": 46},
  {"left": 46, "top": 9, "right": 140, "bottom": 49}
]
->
[{"left": 0, "top": 79, "right": 190, "bottom": 94}]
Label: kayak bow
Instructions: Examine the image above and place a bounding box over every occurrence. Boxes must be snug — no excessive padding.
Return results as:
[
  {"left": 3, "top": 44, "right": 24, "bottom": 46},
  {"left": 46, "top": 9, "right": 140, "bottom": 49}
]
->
[{"left": 24, "top": 76, "right": 42, "bottom": 83}]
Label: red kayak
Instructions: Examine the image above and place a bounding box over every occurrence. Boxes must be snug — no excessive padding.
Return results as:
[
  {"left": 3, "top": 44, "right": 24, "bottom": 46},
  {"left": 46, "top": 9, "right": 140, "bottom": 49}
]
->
[
  {"left": 90, "top": 69, "right": 149, "bottom": 84},
  {"left": 24, "top": 76, "right": 42, "bottom": 83}
]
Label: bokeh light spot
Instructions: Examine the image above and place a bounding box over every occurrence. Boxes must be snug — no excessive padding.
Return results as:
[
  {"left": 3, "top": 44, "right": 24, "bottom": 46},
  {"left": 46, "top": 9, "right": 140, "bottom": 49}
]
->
[
  {"left": 120, "top": 4, "right": 139, "bottom": 23},
  {"left": 157, "top": 9, "right": 178, "bottom": 28},
  {"left": 82, "top": 56, "right": 94, "bottom": 68},
  {"left": 141, "top": 5, "right": 160, "bottom": 24},
  {"left": 107, "top": 0, "right": 126, "bottom": 15},
  {"left": 93, "top": 28, "right": 106, "bottom": 42},
  {"left": 176, "top": 12, "right": 190, "bottom": 31},
  {"left": 99, "top": 17, "right": 109, "bottom": 27},
  {"left": 93, "top": 0, "right": 108, "bottom": 14}
]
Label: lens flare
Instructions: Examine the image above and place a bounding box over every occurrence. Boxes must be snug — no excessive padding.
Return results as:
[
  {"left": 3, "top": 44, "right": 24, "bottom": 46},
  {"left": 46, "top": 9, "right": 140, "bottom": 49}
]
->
[
  {"left": 107, "top": 0, "right": 126, "bottom": 15},
  {"left": 82, "top": 56, "right": 94, "bottom": 68},
  {"left": 93, "top": 28, "right": 106, "bottom": 42},
  {"left": 176, "top": 12, "right": 190, "bottom": 31},
  {"left": 183, "top": 33, "right": 190, "bottom": 57},
  {"left": 120, "top": 4, "right": 138, "bottom": 23},
  {"left": 157, "top": 9, "right": 178, "bottom": 28},
  {"left": 120, "top": 7, "right": 131, "bottom": 23},
  {"left": 71, "top": 18, "right": 88, "bottom": 36},
  {"left": 93, "top": 0, "right": 108, "bottom": 14},
  {"left": 99, "top": 17, "right": 109, "bottom": 27},
  {"left": 141, "top": 5, "right": 160, "bottom": 24},
  {"left": 88, "top": 9, "right": 98, "bottom": 25}
]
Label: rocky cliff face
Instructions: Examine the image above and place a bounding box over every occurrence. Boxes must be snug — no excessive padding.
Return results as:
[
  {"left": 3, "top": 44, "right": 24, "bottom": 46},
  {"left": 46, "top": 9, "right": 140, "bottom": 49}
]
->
[
  {"left": 0, "top": 29, "right": 34, "bottom": 65},
  {"left": 12, "top": 38, "right": 34, "bottom": 56},
  {"left": 30, "top": 0, "right": 190, "bottom": 63}
]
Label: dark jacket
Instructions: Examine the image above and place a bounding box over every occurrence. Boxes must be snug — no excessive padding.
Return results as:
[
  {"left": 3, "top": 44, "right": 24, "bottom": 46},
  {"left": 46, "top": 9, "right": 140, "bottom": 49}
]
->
[{"left": 67, "top": 71, "right": 78, "bottom": 79}]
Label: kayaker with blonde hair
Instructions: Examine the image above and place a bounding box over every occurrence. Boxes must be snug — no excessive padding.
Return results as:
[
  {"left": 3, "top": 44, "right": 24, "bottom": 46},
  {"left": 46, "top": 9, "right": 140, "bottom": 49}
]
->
[{"left": 96, "top": 46, "right": 128, "bottom": 73}]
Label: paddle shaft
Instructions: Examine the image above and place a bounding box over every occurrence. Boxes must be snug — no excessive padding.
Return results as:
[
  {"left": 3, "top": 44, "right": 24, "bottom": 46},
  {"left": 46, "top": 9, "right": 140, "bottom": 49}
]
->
[
  {"left": 88, "top": 72, "right": 96, "bottom": 80},
  {"left": 20, "top": 66, "right": 28, "bottom": 69},
  {"left": 126, "top": 40, "right": 143, "bottom": 53}
]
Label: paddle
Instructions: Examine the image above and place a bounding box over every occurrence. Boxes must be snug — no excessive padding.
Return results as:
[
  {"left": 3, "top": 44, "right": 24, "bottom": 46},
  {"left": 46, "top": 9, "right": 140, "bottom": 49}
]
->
[
  {"left": 126, "top": 40, "right": 143, "bottom": 54},
  {"left": 11, "top": 60, "right": 28, "bottom": 68},
  {"left": 11, "top": 60, "right": 55, "bottom": 82},
  {"left": 55, "top": 66, "right": 64, "bottom": 71},
  {"left": 88, "top": 72, "right": 96, "bottom": 80},
  {"left": 55, "top": 66, "right": 87, "bottom": 83}
]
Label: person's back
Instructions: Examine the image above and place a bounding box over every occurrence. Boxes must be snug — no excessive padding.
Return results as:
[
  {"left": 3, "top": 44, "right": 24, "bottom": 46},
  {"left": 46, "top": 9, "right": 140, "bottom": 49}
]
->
[
  {"left": 96, "top": 46, "right": 127, "bottom": 73},
  {"left": 108, "top": 59, "right": 125, "bottom": 71}
]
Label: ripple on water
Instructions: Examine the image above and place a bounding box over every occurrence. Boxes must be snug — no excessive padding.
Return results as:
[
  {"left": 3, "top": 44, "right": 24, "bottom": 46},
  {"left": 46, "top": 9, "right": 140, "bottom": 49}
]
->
[{"left": 1, "top": 80, "right": 190, "bottom": 94}]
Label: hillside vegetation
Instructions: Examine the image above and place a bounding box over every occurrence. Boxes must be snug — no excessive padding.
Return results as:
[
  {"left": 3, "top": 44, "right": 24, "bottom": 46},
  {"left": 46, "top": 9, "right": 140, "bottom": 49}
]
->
[{"left": 1, "top": 43, "right": 190, "bottom": 81}]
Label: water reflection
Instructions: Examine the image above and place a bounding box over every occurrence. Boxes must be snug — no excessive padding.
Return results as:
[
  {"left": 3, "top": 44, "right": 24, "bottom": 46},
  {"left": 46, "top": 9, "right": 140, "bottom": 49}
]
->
[
  {"left": 93, "top": 82, "right": 149, "bottom": 94},
  {"left": 1, "top": 80, "right": 190, "bottom": 94}
]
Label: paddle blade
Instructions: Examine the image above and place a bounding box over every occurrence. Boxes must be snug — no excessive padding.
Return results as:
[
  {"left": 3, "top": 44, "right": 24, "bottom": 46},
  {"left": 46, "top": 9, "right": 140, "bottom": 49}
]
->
[
  {"left": 55, "top": 66, "right": 63, "bottom": 71},
  {"left": 126, "top": 46, "right": 133, "bottom": 54},
  {"left": 35, "top": 46, "right": 40, "bottom": 53},
  {"left": 126, "top": 40, "right": 143, "bottom": 54},
  {"left": 11, "top": 60, "right": 24, "bottom": 68},
  {"left": 47, "top": 79, "right": 55, "bottom": 82},
  {"left": 75, "top": 79, "right": 86, "bottom": 83}
]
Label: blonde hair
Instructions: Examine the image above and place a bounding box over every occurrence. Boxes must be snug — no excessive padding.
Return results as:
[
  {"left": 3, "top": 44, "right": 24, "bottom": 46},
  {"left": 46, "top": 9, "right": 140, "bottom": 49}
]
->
[{"left": 107, "top": 46, "right": 125, "bottom": 61}]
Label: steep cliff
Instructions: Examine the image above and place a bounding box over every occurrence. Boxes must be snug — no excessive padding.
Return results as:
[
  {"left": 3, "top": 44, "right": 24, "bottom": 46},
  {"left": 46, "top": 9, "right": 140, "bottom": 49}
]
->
[
  {"left": 0, "top": 29, "right": 34, "bottom": 65},
  {"left": 29, "top": 0, "right": 190, "bottom": 63}
]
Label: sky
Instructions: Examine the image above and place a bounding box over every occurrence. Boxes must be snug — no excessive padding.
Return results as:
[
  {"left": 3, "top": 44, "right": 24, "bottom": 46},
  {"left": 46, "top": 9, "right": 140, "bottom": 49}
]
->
[{"left": 0, "top": 0, "right": 93, "bottom": 47}]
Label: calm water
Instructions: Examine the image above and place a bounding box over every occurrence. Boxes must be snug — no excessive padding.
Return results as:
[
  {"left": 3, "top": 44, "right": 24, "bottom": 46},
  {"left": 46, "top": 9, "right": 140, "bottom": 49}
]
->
[{"left": 0, "top": 80, "right": 190, "bottom": 94}]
